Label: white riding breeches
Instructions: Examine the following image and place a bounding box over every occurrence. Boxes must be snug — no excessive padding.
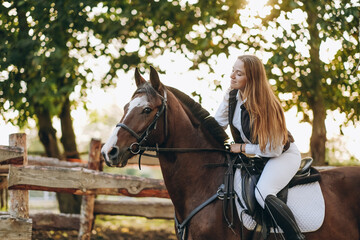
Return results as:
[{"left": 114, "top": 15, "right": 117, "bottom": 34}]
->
[{"left": 255, "top": 143, "right": 302, "bottom": 208}]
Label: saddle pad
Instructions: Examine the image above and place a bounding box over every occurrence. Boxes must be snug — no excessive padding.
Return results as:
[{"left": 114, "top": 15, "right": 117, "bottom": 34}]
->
[{"left": 234, "top": 169, "right": 325, "bottom": 233}]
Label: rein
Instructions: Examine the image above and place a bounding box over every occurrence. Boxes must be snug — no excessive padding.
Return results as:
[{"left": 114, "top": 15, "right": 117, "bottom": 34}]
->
[
  {"left": 129, "top": 144, "right": 230, "bottom": 170},
  {"left": 131, "top": 145, "right": 230, "bottom": 154}
]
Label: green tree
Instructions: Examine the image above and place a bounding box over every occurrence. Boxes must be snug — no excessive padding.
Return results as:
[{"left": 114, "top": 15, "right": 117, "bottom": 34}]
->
[
  {"left": 1, "top": 0, "right": 251, "bottom": 156},
  {"left": 0, "top": 0, "right": 248, "bottom": 211},
  {"left": 3, "top": 1, "right": 356, "bottom": 175},
  {"left": 89, "top": 0, "right": 245, "bottom": 81},
  {"left": 258, "top": 0, "right": 359, "bottom": 165},
  {"left": 0, "top": 0, "right": 103, "bottom": 213}
]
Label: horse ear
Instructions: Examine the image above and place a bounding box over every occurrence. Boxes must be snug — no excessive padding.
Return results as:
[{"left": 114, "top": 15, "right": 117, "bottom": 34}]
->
[
  {"left": 150, "top": 66, "right": 162, "bottom": 92},
  {"left": 135, "top": 67, "right": 146, "bottom": 87}
]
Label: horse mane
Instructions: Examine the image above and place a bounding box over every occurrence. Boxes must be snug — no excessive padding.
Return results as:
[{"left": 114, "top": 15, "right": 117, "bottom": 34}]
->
[{"left": 166, "top": 86, "right": 229, "bottom": 145}]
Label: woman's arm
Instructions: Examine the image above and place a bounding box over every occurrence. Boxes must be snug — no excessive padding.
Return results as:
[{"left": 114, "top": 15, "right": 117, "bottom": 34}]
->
[
  {"left": 245, "top": 142, "right": 283, "bottom": 157},
  {"left": 231, "top": 142, "right": 284, "bottom": 158},
  {"left": 214, "top": 88, "right": 231, "bottom": 129}
]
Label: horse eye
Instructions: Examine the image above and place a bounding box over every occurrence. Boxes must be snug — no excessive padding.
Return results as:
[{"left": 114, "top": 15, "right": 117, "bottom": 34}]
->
[{"left": 142, "top": 107, "right": 152, "bottom": 114}]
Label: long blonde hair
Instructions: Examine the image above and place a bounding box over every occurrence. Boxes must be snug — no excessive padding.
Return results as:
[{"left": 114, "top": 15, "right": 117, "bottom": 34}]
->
[{"left": 238, "top": 55, "right": 288, "bottom": 151}]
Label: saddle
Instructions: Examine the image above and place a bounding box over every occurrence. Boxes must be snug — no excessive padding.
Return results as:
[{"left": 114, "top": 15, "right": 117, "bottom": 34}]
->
[{"left": 235, "top": 155, "right": 321, "bottom": 239}]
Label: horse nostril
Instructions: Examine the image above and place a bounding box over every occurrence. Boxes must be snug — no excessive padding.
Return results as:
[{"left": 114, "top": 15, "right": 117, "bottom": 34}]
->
[{"left": 108, "top": 146, "right": 119, "bottom": 159}]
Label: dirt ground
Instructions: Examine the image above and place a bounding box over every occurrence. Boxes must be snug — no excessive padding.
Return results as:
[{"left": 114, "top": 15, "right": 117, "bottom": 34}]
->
[
  {"left": 31, "top": 216, "right": 177, "bottom": 240},
  {"left": 32, "top": 228, "right": 177, "bottom": 240}
]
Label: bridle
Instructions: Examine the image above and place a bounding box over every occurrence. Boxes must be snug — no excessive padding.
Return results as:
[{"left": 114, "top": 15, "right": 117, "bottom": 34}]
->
[
  {"left": 115, "top": 88, "right": 230, "bottom": 165},
  {"left": 116, "top": 90, "right": 168, "bottom": 159}
]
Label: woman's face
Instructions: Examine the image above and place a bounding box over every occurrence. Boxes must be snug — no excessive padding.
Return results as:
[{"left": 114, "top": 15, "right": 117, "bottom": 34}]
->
[{"left": 230, "top": 59, "right": 247, "bottom": 91}]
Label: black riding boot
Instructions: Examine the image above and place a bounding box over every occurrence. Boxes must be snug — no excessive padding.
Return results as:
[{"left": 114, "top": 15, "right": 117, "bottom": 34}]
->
[{"left": 265, "top": 195, "right": 305, "bottom": 240}]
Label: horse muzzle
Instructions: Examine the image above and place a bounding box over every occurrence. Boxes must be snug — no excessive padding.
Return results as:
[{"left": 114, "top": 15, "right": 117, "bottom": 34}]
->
[{"left": 102, "top": 146, "right": 131, "bottom": 167}]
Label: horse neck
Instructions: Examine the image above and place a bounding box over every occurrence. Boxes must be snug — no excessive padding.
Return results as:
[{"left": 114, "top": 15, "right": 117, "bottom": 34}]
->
[{"left": 158, "top": 97, "right": 226, "bottom": 218}]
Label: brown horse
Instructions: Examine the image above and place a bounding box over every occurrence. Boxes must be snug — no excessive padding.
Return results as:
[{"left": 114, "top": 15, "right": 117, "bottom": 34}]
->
[{"left": 101, "top": 67, "right": 360, "bottom": 240}]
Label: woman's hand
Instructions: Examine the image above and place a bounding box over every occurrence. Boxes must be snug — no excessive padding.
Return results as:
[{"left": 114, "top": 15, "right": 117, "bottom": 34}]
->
[{"left": 230, "top": 143, "right": 244, "bottom": 153}]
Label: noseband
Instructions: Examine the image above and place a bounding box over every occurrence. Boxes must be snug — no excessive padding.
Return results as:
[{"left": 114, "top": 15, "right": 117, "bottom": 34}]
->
[{"left": 116, "top": 90, "right": 168, "bottom": 156}]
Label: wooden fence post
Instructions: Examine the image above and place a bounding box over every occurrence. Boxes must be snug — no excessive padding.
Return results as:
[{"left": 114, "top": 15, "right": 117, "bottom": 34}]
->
[
  {"left": 78, "top": 138, "right": 101, "bottom": 240},
  {"left": 1, "top": 133, "right": 32, "bottom": 240},
  {"left": 9, "top": 133, "right": 29, "bottom": 219}
]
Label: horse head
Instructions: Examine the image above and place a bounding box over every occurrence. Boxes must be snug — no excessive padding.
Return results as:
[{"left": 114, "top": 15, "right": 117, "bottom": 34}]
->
[{"left": 101, "top": 66, "right": 167, "bottom": 167}]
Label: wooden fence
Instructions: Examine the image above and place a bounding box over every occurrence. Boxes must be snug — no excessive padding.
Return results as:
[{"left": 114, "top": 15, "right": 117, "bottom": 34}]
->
[{"left": 0, "top": 133, "right": 173, "bottom": 240}]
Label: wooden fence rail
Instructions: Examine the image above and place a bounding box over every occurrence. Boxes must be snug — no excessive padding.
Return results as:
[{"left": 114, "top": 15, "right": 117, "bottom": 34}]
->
[
  {"left": 0, "top": 133, "right": 173, "bottom": 240},
  {"left": 0, "top": 145, "right": 24, "bottom": 165},
  {"left": 8, "top": 165, "right": 169, "bottom": 198}
]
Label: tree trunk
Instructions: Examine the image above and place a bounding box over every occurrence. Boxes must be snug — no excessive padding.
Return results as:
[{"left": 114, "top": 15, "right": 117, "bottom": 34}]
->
[
  {"left": 305, "top": 2, "right": 327, "bottom": 165},
  {"left": 35, "top": 103, "right": 81, "bottom": 214},
  {"left": 56, "top": 193, "right": 81, "bottom": 214},
  {"left": 58, "top": 96, "right": 82, "bottom": 214},
  {"left": 309, "top": 99, "right": 327, "bottom": 165},
  {"left": 37, "top": 108, "right": 61, "bottom": 159},
  {"left": 60, "top": 97, "right": 80, "bottom": 159}
]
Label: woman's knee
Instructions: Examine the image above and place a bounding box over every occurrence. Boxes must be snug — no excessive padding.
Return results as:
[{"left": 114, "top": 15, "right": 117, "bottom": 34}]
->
[{"left": 255, "top": 186, "right": 270, "bottom": 209}]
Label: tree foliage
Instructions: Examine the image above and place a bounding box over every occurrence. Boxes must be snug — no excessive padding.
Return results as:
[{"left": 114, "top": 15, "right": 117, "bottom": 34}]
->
[
  {"left": 1, "top": 0, "right": 358, "bottom": 168},
  {"left": 263, "top": 0, "right": 359, "bottom": 120},
  {"left": 0, "top": 0, "right": 248, "bottom": 127},
  {"left": 1, "top": 1, "right": 96, "bottom": 127},
  {"left": 246, "top": 0, "right": 359, "bottom": 164}
]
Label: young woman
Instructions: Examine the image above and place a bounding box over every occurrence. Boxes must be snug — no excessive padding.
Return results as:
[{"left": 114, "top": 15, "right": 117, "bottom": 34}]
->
[{"left": 215, "top": 55, "right": 305, "bottom": 240}]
